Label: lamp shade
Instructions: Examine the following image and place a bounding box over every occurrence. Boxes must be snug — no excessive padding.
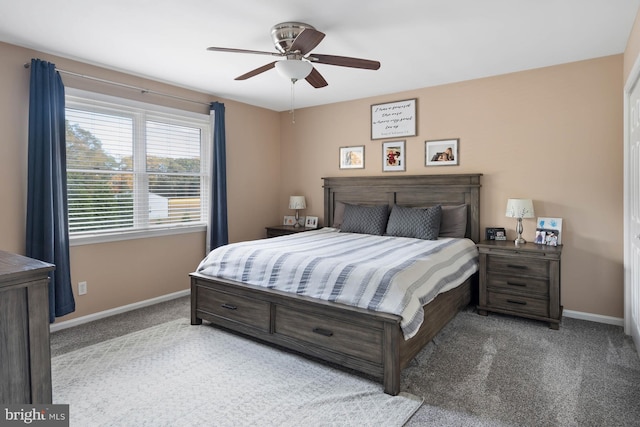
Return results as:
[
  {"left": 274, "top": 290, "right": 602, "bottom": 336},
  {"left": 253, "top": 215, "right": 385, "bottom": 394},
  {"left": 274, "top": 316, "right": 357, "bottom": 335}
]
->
[
  {"left": 289, "top": 196, "right": 306, "bottom": 210},
  {"left": 275, "top": 60, "right": 313, "bottom": 80},
  {"left": 505, "top": 198, "right": 535, "bottom": 218}
]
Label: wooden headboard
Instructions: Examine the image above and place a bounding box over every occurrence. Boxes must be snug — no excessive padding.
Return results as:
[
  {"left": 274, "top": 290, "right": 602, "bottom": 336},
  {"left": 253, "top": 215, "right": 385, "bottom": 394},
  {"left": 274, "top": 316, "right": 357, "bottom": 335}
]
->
[{"left": 322, "top": 174, "right": 482, "bottom": 243}]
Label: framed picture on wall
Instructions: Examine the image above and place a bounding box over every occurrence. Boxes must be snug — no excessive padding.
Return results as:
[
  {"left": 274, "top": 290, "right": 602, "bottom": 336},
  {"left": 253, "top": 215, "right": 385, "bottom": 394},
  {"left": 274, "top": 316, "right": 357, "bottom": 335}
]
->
[
  {"left": 371, "top": 99, "right": 417, "bottom": 140},
  {"left": 382, "top": 140, "right": 406, "bottom": 172},
  {"left": 426, "top": 139, "right": 459, "bottom": 166},
  {"left": 339, "top": 145, "right": 365, "bottom": 169}
]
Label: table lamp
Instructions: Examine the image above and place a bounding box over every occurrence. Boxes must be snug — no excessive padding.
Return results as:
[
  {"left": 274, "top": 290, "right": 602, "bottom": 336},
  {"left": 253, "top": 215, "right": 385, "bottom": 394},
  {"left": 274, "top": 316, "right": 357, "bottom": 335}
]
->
[
  {"left": 289, "top": 196, "right": 306, "bottom": 228},
  {"left": 505, "top": 198, "right": 535, "bottom": 244}
]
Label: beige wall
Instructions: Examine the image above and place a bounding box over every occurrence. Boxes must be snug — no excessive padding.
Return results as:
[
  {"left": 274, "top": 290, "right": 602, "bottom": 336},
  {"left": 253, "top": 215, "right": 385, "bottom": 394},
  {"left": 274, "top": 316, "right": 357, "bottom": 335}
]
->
[
  {"left": 280, "top": 55, "right": 624, "bottom": 318},
  {"left": 0, "top": 41, "right": 281, "bottom": 321},
  {"left": 624, "top": 11, "right": 640, "bottom": 83},
  {"left": 3, "top": 11, "right": 639, "bottom": 321}
]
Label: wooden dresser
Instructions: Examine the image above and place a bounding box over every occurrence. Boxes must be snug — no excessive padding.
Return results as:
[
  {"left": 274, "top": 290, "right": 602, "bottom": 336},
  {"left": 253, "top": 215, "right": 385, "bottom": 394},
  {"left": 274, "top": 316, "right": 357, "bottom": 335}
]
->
[
  {"left": 476, "top": 240, "right": 562, "bottom": 329},
  {"left": 0, "top": 251, "right": 55, "bottom": 403}
]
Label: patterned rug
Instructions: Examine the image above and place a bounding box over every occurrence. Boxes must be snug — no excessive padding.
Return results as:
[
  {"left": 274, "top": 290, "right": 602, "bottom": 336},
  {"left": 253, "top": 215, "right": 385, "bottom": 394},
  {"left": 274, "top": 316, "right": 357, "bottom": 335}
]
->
[{"left": 51, "top": 319, "right": 422, "bottom": 426}]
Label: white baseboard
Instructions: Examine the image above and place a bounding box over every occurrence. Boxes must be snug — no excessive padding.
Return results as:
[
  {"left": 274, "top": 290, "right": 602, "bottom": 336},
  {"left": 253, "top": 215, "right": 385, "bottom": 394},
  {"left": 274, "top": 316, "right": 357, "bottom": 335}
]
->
[
  {"left": 50, "top": 289, "right": 190, "bottom": 333},
  {"left": 49, "top": 293, "right": 624, "bottom": 332},
  {"left": 563, "top": 309, "right": 624, "bottom": 327}
]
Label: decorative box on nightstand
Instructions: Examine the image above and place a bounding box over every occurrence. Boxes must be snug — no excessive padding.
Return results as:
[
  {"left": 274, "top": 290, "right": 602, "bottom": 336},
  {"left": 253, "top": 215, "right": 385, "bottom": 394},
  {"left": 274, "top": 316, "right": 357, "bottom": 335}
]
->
[
  {"left": 476, "top": 240, "right": 563, "bottom": 329},
  {"left": 265, "top": 225, "right": 315, "bottom": 238}
]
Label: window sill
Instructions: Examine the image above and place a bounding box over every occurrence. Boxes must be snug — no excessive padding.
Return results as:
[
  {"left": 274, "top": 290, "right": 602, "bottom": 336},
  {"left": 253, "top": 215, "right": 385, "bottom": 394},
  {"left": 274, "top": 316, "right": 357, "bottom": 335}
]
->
[{"left": 69, "top": 224, "right": 206, "bottom": 246}]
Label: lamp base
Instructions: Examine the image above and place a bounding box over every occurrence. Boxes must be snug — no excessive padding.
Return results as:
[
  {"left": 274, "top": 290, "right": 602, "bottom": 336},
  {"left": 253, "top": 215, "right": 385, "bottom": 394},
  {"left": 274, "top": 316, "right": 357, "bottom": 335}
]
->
[
  {"left": 514, "top": 217, "right": 525, "bottom": 245},
  {"left": 294, "top": 210, "right": 301, "bottom": 228}
]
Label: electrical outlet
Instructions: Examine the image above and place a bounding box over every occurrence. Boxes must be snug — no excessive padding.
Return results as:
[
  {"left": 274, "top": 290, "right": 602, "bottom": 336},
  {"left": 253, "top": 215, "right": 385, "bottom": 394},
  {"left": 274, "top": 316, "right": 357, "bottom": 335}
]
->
[{"left": 78, "top": 281, "right": 87, "bottom": 295}]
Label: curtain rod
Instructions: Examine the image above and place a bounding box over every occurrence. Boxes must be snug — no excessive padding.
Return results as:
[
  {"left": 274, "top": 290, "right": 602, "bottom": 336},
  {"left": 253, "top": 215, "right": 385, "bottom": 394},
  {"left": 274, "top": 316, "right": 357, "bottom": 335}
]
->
[{"left": 24, "top": 62, "right": 212, "bottom": 108}]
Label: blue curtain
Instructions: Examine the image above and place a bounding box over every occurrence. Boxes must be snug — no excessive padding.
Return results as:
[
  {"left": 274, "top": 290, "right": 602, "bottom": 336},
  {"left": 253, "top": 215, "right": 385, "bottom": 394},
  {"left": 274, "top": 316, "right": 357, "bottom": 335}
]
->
[
  {"left": 208, "top": 102, "right": 228, "bottom": 251},
  {"left": 26, "top": 58, "right": 75, "bottom": 323}
]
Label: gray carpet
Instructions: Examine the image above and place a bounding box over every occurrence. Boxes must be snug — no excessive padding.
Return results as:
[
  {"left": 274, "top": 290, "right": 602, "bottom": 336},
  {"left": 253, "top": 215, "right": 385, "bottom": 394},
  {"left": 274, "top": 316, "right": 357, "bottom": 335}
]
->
[
  {"left": 402, "top": 308, "right": 640, "bottom": 426},
  {"left": 51, "top": 297, "right": 640, "bottom": 426},
  {"left": 50, "top": 297, "right": 191, "bottom": 357}
]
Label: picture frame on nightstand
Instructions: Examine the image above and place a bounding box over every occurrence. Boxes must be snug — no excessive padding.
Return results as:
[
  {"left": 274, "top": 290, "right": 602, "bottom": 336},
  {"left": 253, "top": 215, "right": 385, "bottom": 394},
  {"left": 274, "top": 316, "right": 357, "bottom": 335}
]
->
[
  {"left": 305, "top": 216, "right": 318, "bottom": 228},
  {"left": 283, "top": 216, "right": 296, "bottom": 226},
  {"left": 485, "top": 227, "right": 506, "bottom": 240},
  {"left": 536, "top": 217, "right": 563, "bottom": 245}
]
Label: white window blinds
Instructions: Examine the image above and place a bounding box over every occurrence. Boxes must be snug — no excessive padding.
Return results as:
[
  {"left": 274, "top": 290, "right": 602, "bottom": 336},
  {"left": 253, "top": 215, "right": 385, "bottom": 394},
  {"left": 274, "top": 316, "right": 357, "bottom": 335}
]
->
[{"left": 65, "top": 93, "right": 210, "bottom": 238}]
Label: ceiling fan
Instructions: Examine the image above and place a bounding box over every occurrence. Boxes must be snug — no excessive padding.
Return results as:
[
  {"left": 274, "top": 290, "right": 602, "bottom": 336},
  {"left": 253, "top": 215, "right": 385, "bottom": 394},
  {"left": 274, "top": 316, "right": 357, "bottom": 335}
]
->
[{"left": 206, "top": 22, "right": 381, "bottom": 88}]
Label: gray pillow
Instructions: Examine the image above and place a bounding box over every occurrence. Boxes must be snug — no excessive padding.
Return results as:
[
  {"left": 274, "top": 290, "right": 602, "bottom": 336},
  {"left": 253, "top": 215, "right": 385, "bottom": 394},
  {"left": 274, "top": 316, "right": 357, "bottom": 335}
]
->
[
  {"left": 340, "top": 204, "right": 389, "bottom": 235},
  {"left": 386, "top": 205, "right": 442, "bottom": 240},
  {"left": 332, "top": 201, "right": 346, "bottom": 228},
  {"left": 440, "top": 204, "right": 468, "bottom": 238}
]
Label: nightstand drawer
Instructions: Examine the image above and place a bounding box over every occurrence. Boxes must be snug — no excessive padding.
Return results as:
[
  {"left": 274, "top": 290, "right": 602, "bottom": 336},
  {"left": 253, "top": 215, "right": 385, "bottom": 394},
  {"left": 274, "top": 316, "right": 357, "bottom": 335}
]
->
[
  {"left": 487, "top": 273, "right": 549, "bottom": 297},
  {"left": 265, "top": 225, "right": 314, "bottom": 238},
  {"left": 487, "top": 255, "right": 549, "bottom": 278},
  {"left": 486, "top": 291, "right": 549, "bottom": 317},
  {"left": 267, "top": 229, "right": 294, "bottom": 238}
]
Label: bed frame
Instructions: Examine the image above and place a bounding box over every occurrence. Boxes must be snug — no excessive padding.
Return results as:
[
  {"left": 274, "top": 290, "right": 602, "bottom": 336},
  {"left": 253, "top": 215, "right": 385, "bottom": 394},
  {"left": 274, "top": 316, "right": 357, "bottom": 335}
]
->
[{"left": 191, "top": 174, "right": 481, "bottom": 395}]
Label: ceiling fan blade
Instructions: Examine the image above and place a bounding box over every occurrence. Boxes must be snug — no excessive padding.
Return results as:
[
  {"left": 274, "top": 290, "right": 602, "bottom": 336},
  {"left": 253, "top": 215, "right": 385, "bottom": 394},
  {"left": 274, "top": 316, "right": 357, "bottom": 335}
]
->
[
  {"left": 305, "top": 67, "right": 328, "bottom": 88},
  {"left": 309, "top": 54, "right": 381, "bottom": 70},
  {"left": 289, "top": 28, "right": 325, "bottom": 55},
  {"left": 207, "top": 46, "right": 281, "bottom": 57},
  {"left": 235, "top": 61, "right": 277, "bottom": 80}
]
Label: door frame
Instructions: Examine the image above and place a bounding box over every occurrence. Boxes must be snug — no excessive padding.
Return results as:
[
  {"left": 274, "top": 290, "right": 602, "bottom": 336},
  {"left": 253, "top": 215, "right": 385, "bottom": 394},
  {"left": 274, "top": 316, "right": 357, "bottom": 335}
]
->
[{"left": 624, "top": 52, "right": 640, "bottom": 353}]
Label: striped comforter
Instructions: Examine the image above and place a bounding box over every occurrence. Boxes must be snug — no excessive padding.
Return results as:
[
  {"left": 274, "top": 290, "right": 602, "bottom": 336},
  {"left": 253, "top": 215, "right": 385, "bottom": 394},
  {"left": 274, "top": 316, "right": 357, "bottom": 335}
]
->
[{"left": 196, "top": 228, "right": 478, "bottom": 339}]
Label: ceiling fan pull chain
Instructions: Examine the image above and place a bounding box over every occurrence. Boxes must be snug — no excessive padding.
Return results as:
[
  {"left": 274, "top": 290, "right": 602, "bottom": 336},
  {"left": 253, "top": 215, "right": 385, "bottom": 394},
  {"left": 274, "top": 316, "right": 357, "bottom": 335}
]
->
[{"left": 290, "top": 78, "right": 296, "bottom": 123}]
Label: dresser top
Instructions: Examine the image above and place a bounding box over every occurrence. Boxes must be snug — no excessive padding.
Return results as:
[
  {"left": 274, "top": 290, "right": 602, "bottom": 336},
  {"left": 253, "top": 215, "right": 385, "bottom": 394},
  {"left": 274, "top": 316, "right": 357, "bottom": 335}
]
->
[{"left": 0, "top": 251, "right": 55, "bottom": 286}]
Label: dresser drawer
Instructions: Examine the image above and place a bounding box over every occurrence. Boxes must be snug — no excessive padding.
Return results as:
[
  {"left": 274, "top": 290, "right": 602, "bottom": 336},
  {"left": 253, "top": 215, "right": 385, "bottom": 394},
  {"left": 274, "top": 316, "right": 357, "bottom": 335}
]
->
[
  {"left": 487, "top": 255, "right": 549, "bottom": 278},
  {"left": 196, "top": 286, "right": 271, "bottom": 332},
  {"left": 274, "top": 306, "right": 383, "bottom": 364},
  {"left": 487, "top": 273, "right": 549, "bottom": 297},
  {"left": 486, "top": 290, "right": 549, "bottom": 317}
]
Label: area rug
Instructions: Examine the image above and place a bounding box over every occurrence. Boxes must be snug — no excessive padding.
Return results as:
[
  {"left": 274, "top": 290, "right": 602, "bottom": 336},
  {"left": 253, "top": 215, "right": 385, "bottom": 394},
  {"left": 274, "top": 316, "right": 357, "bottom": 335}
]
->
[{"left": 51, "top": 319, "right": 422, "bottom": 426}]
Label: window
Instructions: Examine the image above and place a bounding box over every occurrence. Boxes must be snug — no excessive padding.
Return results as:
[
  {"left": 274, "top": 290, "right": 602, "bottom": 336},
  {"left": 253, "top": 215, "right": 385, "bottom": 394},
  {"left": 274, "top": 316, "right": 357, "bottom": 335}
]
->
[{"left": 65, "top": 90, "right": 210, "bottom": 244}]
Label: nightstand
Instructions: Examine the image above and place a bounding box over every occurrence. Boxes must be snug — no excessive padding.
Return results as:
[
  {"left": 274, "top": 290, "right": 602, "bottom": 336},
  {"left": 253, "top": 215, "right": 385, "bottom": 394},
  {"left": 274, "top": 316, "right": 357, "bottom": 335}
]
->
[
  {"left": 265, "top": 225, "right": 315, "bottom": 238},
  {"left": 476, "top": 240, "right": 563, "bottom": 329}
]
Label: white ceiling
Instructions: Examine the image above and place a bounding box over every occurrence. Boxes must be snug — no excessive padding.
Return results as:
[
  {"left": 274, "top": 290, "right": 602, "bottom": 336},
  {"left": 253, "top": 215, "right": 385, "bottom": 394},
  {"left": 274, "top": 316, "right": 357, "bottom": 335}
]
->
[{"left": 1, "top": 0, "right": 638, "bottom": 112}]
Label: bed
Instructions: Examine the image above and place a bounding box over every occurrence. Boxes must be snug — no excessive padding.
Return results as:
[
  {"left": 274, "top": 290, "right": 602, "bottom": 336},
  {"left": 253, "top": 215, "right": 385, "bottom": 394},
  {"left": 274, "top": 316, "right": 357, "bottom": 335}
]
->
[{"left": 190, "top": 174, "right": 481, "bottom": 395}]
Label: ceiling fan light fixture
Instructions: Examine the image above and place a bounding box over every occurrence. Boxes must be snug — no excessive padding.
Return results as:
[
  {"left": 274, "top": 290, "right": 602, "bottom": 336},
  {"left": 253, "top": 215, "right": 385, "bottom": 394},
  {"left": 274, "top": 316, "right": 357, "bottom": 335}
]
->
[
  {"left": 207, "top": 21, "right": 379, "bottom": 90},
  {"left": 274, "top": 60, "right": 312, "bottom": 81}
]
